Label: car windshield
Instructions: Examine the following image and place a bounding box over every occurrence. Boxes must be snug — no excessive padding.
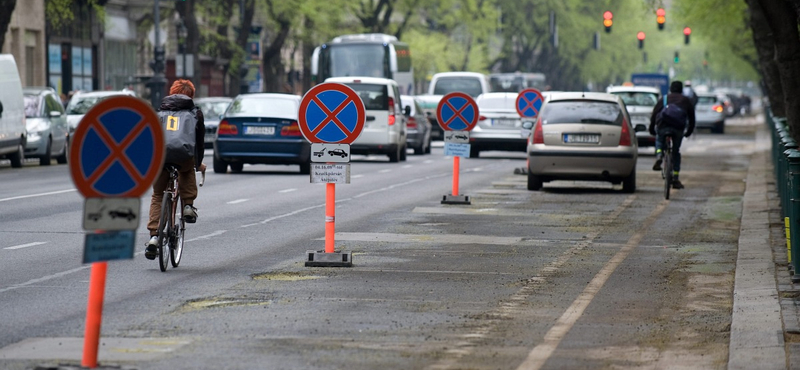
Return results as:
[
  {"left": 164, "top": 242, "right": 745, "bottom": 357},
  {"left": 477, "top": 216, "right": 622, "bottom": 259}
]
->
[
  {"left": 67, "top": 96, "right": 114, "bottom": 115},
  {"left": 226, "top": 96, "right": 298, "bottom": 118},
  {"left": 343, "top": 83, "right": 388, "bottom": 110},
  {"left": 23, "top": 95, "right": 41, "bottom": 118},
  {"left": 697, "top": 96, "right": 718, "bottom": 105},
  {"left": 433, "top": 77, "right": 483, "bottom": 97},
  {"left": 478, "top": 95, "right": 515, "bottom": 110},
  {"left": 610, "top": 91, "right": 658, "bottom": 107},
  {"left": 196, "top": 101, "right": 230, "bottom": 118},
  {"left": 540, "top": 100, "right": 623, "bottom": 126}
]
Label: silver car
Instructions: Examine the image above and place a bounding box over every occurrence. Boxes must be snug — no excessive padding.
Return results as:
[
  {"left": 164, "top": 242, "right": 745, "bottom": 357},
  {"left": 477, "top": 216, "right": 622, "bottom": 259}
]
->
[
  {"left": 607, "top": 86, "right": 660, "bottom": 147},
  {"left": 527, "top": 92, "right": 637, "bottom": 192},
  {"left": 471, "top": 92, "right": 531, "bottom": 158},
  {"left": 23, "top": 87, "right": 68, "bottom": 165},
  {"left": 694, "top": 93, "right": 726, "bottom": 134},
  {"left": 195, "top": 97, "right": 232, "bottom": 149},
  {"left": 66, "top": 90, "right": 137, "bottom": 141}
]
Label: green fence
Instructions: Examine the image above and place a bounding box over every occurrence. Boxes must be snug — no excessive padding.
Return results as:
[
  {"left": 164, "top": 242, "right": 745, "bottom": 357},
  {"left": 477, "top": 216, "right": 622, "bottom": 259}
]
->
[{"left": 769, "top": 111, "right": 800, "bottom": 282}]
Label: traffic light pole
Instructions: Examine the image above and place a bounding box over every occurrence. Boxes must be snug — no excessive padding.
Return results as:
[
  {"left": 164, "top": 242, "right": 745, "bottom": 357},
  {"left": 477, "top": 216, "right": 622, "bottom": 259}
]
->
[{"left": 148, "top": 0, "right": 167, "bottom": 109}]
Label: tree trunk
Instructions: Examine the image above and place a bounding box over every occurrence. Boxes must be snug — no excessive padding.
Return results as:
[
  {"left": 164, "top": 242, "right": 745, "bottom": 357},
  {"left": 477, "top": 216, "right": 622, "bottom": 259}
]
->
[
  {"left": 176, "top": 1, "right": 201, "bottom": 91},
  {"left": 758, "top": 0, "right": 800, "bottom": 138},
  {"left": 262, "top": 22, "right": 291, "bottom": 92},
  {"left": 0, "top": 0, "right": 17, "bottom": 52},
  {"left": 746, "top": 0, "right": 785, "bottom": 117},
  {"left": 228, "top": 0, "right": 254, "bottom": 96},
  {"left": 301, "top": 15, "right": 314, "bottom": 93}
]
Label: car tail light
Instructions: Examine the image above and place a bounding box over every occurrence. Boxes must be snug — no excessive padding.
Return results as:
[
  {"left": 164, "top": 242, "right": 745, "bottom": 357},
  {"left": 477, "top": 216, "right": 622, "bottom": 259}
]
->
[
  {"left": 217, "top": 119, "right": 238, "bottom": 136},
  {"left": 532, "top": 117, "right": 544, "bottom": 144},
  {"left": 712, "top": 104, "right": 724, "bottom": 113},
  {"left": 619, "top": 118, "right": 632, "bottom": 146},
  {"left": 388, "top": 96, "right": 396, "bottom": 126},
  {"left": 479, "top": 115, "right": 488, "bottom": 121},
  {"left": 407, "top": 116, "right": 417, "bottom": 129},
  {"left": 281, "top": 121, "right": 302, "bottom": 136}
]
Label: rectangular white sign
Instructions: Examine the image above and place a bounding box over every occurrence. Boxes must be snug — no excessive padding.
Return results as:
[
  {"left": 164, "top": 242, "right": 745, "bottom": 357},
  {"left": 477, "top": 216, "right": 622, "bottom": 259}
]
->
[
  {"left": 311, "top": 163, "right": 351, "bottom": 184},
  {"left": 444, "top": 130, "right": 470, "bottom": 144},
  {"left": 83, "top": 198, "right": 141, "bottom": 231},
  {"left": 311, "top": 143, "right": 351, "bottom": 163},
  {"left": 444, "top": 142, "right": 471, "bottom": 158}
]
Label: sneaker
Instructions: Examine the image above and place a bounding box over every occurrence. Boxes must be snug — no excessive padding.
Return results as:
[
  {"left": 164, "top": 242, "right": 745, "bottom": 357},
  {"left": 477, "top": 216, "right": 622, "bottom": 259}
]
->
[
  {"left": 144, "top": 236, "right": 158, "bottom": 260},
  {"left": 183, "top": 205, "right": 197, "bottom": 223},
  {"left": 652, "top": 158, "right": 663, "bottom": 171},
  {"left": 672, "top": 179, "right": 684, "bottom": 189}
]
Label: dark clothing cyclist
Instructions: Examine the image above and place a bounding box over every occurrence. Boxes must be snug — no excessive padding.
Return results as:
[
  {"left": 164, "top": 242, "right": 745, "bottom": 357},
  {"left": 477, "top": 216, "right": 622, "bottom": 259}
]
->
[{"left": 648, "top": 81, "right": 695, "bottom": 189}]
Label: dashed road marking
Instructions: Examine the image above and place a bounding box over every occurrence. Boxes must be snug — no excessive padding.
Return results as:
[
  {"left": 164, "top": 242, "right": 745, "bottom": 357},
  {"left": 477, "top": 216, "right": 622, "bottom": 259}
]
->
[
  {"left": 0, "top": 189, "right": 76, "bottom": 203},
  {"left": 226, "top": 199, "right": 249, "bottom": 204},
  {"left": 278, "top": 188, "right": 297, "bottom": 193},
  {"left": 4, "top": 242, "right": 47, "bottom": 250}
]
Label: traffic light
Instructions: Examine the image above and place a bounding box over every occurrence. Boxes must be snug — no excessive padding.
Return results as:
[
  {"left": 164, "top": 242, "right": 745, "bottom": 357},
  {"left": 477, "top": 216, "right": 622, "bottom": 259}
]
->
[
  {"left": 603, "top": 11, "right": 613, "bottom": 33},
  {"left": 683, "top": 27, "right": 692, "bottom": 44},
  {"left": 674, "top": 51, "right": 680, "bottom": 63},
  {"left": 656, "top": 8, "right": 666, "bottom": 30},
  {"left": 149, "top": 46, "right": 165, "bottom": 74},
  {"left": 637, "top": 31, "right": 645, "bottom": 49}
]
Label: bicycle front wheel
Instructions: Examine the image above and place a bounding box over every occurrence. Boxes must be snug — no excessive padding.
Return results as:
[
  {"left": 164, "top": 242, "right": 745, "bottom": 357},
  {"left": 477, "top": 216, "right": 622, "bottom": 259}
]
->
[
  {"left": 157, "top": 193, "right": 173, "bottom": 272},
  {"left": 171, "top": 209, "right": 185, "bottom": 267}
]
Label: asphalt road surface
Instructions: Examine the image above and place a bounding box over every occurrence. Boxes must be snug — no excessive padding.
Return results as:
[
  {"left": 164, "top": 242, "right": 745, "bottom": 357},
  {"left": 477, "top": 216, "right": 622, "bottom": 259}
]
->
[{"left": 0, "top": 116, "right": 761, "bottom": 369}]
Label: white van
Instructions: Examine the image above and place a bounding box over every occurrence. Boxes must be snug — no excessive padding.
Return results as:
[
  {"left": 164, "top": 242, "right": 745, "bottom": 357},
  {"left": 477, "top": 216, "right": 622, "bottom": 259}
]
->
[
  {"left": 324, "top": 77, "right": 407, "bottom": 162},
  {"left": 0, "top": 55, "right": 26, "bottom": 167}
]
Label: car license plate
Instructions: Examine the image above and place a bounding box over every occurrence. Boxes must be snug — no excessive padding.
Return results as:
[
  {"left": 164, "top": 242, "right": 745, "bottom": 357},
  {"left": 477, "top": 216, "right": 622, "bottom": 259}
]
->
[
  {"left": 244, "top": 126, "right": 275, "bottom": 135},
  {"left": 492, "top": 119, "right": 517, "bottom": 127},
  {"left": 563, "top": 134, "right": 600, "bottom": 143}
]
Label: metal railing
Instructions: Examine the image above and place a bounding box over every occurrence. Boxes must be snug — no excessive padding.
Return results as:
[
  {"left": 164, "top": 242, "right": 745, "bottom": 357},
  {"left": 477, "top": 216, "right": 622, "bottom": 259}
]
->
[{"left": 769, "top": 111, "right": 800, "bottom": 282}]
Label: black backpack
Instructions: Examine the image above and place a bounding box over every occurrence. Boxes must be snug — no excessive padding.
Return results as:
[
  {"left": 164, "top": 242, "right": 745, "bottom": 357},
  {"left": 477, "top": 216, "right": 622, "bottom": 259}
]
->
[
  {"left": 656, "top": 95, "right": 687, "bottom": 129},
  {"left": 158, "top": 107, "right": 199, "bottom": 165}
]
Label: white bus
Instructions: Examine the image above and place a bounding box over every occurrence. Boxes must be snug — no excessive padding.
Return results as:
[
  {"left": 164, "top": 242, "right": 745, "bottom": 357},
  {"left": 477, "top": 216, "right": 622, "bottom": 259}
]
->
[
  {"left": 489, "top": 72, "right": 547, "bottom": 93},
  {"left": 311, "top": 33, "right": 414, "bottom": 95}
]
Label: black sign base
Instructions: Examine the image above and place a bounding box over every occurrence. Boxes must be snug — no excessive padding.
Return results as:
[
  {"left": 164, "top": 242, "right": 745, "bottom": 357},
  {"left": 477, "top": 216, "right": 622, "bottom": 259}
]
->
[
  {"left": 305, "top": 250, "right": 353, "bottom": 267},
  {"left": 441, "top": 194, "right": 471, "bottom": 205}
]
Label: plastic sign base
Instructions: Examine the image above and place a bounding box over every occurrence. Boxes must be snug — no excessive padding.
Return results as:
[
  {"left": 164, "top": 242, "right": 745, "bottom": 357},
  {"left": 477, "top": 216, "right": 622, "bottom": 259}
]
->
[
  {"left": 441, "top": 194, "right": 471, "bottom": 205},
  {"left": 304, "top": 250, "right": 353, "bottom": 267}
]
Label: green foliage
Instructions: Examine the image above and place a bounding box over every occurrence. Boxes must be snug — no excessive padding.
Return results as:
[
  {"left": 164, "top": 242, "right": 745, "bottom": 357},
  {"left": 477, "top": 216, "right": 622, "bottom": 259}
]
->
[{"left": 46, "top": 0, "right": 106, "bottom": 30}]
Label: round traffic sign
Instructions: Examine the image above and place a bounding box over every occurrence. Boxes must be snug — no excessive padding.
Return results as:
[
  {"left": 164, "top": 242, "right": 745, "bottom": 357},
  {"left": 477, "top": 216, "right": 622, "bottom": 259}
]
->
[
  {"left": 436, "top": 92, "right": 479, "bottom": 132},
  {"left": 69, "top": 96, "right": 165, "bottom": 198},
  {"left": 516, "top": 88, "right": 544, "bottom": 118},
  {"left": 298, "top": 83, "right": 366, "bottom": 144}
]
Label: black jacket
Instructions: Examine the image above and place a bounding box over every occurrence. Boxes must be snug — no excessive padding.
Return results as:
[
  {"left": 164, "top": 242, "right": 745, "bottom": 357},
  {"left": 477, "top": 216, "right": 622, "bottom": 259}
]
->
[
  {"left": 648, "top": 93, "right": 696, "bottom": 137},
  {"left": 159, "top": 94, "right": 205, "bottom": 169}
]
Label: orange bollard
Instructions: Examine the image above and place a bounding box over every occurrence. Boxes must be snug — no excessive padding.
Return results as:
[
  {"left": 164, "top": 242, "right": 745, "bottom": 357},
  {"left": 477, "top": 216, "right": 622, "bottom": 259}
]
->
[
  {"left": 82, "top": 261, "right": 108, "bottom": 368},
  {"left": 452, "top": 156, "right": 460, "bottom": 196},
  {"left": 325, "top": 183, "right": 335, "bottom": 253}
]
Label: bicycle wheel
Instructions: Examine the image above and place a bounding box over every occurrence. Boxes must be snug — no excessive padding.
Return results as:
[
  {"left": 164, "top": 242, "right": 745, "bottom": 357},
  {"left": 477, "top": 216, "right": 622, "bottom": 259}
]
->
[
  {"left": 663, "top": 150, "right": 672, "bottom": 200},
  {"left": 171, "top": 206, "right": 185, "bottom": 267},
  {"left": 157, "top": 193, "right": 173, "bottom": 272}
]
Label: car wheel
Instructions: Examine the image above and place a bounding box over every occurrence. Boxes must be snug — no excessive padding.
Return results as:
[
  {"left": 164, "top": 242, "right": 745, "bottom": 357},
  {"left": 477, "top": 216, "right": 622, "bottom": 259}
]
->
[
  {"left": 713, "top": 122, "right": 725, "bottom": 134},
  {"left": 230, "top": 162, "right": 244, "bottom": 173},
  {"left": 413, "top": 142, "right": 424, "bottom": 155},
  {"left": 299, "top": 162, "right": 311, "bottom": 174},
  {"left": 40, "top": 138, "right": 52, "bottom": 166},
  {"left": 56, "top": 138, "right": 68, "bottom": 164},
  {"left": 527, "top": 172, "right": 542, "bottom": 191},
  {"left": 9, "top": 143, "right": 24, "bottom": 168},
  {"left": 388, "top": 145, "right": 400, "bottom": 163},
  {"left": 622, "top": 169, "right": 636, "bottom": 193},
  {"left": 400, "top": 144, "right": 407, "bottom": 161},
  {"left": 469, "top": 146, "right": 480, "bottom": 158},
  {"left": 425, "top": 137, "right": 432, "bottom": 154},
  {"left": 213, "top": 155, "right": 228, "bottom": 174}
]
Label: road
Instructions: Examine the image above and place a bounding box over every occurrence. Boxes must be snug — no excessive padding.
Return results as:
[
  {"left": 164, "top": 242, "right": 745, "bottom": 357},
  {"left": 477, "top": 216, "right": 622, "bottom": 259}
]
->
[{"left": 0, "top": 116, "right": 762, "bottom": 369}]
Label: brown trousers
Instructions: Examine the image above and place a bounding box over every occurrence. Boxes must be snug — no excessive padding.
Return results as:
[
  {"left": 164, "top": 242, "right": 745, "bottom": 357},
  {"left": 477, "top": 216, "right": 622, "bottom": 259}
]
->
[{"left": 147, "top": 158, "right": 197, "bottom": 236}]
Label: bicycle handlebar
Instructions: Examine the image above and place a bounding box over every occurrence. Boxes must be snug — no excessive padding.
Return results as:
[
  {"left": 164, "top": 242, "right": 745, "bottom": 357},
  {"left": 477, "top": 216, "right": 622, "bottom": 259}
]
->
[{"left": 198, "top": 168, "right": 206, "bottom": 187}]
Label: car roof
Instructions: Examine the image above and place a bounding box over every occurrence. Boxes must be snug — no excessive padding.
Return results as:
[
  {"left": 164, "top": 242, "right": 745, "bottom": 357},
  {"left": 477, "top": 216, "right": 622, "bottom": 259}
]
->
[
  {"left": 72, "top": 90, "right": 134, "bottom": 98},
  {"left": 432, "top": 72, "right": 485, "bottom": 79},
  {"left": 546, "top": 92, "right": 623, "bottom": 104},
  {"left": 325, "top": 76, "right": 398, "bottom": 86},
  {"left": 477, "top": 92, "right": 518, "bottom": 100},
  {"left": 607, "top": 86, "right": 660, "bottom": 94},
  {"left": 23, "top": 87, "right": 56, "bottom": 95},
  {"left": 237, "top": 93, "right": 300, "bottom": 101},
  {"left": 195, "top": 96, "right": 232, "bottom": 102}
]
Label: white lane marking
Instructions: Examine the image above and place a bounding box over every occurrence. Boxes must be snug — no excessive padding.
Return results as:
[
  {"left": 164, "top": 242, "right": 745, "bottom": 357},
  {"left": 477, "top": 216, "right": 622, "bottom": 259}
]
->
[
  {"left": 379, "top": 169, "right": 392, "bottom": 173},
  {"left": 515, "top": 200, "right": 669, "bottom": 370},
  {"left": 0, "top": 265, "right": 90, "bottom": 294},
  {"left": 278, "top": 188, "right": 297, "bottom": 193},
  {"left": 353, "top": 173, "right": 449, "bottom": 199},
  {"left": 402, "top": 165, "right": 413, "bottom": 169},
  {"left": 186, "top": 230, "right": 227, "bottom": 242},
  {"left": 352, "top": 174, "right": 365, "bottom": 179},
  {"left": 227, "top": 199, "right": 249, "bottom": 204},
  {"left": 0, "top": 189, "right": 76, "bottom": 203},
  {"left": 424, "top": 160, "right": 434, "bottom": 164},
  {"left": 4, "top": 242, "right": 47, "bottom": 250}
]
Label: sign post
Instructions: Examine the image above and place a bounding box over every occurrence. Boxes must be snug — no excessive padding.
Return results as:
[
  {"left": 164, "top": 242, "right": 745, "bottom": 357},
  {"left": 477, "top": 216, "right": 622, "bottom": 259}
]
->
[
  {"left": 298, "top": 83, "right": 365, "bottom": 267},
  {"left": 515, "top": 88, "right": 544, "bottom": 176},
  {"left": 69, "top": 96, "right": 164, "bottom": 368},
  {"left": 436, "top": 92, "right": 479, "bottom": 205}
]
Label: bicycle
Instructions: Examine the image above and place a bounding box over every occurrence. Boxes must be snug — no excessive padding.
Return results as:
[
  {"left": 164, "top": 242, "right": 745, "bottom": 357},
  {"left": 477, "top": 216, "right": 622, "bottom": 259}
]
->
[
  {"left": 156, "top": 164, "right": 205, "bottom": 272},
  {"left": 661, "top": 135, "right": 673, "bottom": 200}
]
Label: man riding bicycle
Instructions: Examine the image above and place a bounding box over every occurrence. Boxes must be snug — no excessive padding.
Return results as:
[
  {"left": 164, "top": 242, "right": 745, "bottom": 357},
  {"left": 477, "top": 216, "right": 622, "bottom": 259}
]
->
[
  {"left": 145, "top": 79, "right": 206, "bottom": 260},
  {"left": 649, "top": 80, "right": 695, "bottom": 189}
]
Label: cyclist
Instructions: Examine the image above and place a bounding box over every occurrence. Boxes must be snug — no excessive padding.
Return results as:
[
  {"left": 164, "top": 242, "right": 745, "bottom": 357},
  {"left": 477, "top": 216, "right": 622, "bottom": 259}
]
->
[
  {"left": 145, "top": 79, "right": 206, "bottom": 260},
  {"left": 649, "top": 80, "right": 695, "bottom": 189}
]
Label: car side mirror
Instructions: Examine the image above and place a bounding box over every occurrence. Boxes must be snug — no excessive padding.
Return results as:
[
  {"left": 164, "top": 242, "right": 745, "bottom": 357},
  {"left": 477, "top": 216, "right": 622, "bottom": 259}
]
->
[
  {"left": 403, "top": 105, "right": 411, "bottom": 116},
  {"left": 219, "top": 114, "right": 224, "bottom": 120},
  {"left": 49, "top": 111, "right": 62, "bottom": 118}
]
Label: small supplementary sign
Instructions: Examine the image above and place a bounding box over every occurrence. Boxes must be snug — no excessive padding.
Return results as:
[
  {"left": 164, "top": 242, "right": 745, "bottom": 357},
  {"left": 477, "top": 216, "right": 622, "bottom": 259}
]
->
[
  {"left": 311, "top": 143, "right": 350, "bottom": 163},
  {"left": 444, "top": 143, "right": 471, "bottom": 157},
  {"left": 444, "top": 130, "right": 470, "bottom": 144},
  {"left": 83, "top": 198, "right": 141, "bottom": 231},
  {"left": 83, "top": 230, "right": 135, "bottom": 264},
  {"left": 311, "top": 163, "right": 351, "bottom": 184}
]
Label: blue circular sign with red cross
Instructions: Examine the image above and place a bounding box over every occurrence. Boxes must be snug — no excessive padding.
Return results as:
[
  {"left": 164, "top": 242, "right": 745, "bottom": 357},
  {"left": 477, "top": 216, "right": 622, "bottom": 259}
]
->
[
  {"left": 436, "top": 92, "right": 479, "bottom": 132},
  {"left": 516, "top": 88, "right": 544, "bottom": 118},
  {"left": 69, "top": 96, "right": 165, "bottom": 198},
  {"left": 298, "top": 83, "right": 365, "bottom": 144}
]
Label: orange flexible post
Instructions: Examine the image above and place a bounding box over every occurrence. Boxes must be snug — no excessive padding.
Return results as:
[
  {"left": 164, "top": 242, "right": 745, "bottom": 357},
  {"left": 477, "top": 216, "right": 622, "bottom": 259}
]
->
[
  {"left": 325, "top": 183, "right": 335, "bottom": 253},
  {"left": 82, "top": 262, "right": 108, "bottom": 368},
  {"left": 452, "top": 156, "right": 460, "bottom": 196}
]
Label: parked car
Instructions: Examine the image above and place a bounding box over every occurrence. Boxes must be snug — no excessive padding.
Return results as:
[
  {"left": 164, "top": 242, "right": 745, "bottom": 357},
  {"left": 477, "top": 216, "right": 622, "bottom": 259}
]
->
[
  {"left": 325, "top": 76, "right": 407, "bottom": 162},
  {"left": 695, "top": 93, "right": 726, "bottom": 134},
  {"left": 65, "top": 89, "right": 137, "bottom": 137},
  {"left": 526, "top": 92, "right": 637, "bottom": 193},
  {"left": 194, "top": 96, "right": 232, "bottom": 149},
  {"left": 401, "top": 95, "right": 432, "bottom": 155},
  {"left": 470, "top": 92, "right": 531, "bottom": 158},
  {"left": 23, "top": 87, "right": 68, "bottom": 165},
  {"left": 0, "top": 54, "right": 27, "bottom": 168},
  {"left": 607, "top": 85, "right": 660, "bottom": 148},
  {"left": 213, "top": 93, "right": 310, "bottom": 174},
  {"left": 416, "top": 72, "right": 490, "bottom": 140}
]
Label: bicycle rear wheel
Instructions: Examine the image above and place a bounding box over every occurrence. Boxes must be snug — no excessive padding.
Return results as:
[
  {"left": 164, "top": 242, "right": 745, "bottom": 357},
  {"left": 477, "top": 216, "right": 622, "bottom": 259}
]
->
[
  {"left": 171, "top": 209, "right": 185, "bottom": 267},
  {"left": 663, "top": 150, "right": 672, "bottom": 200},
  {"left": 157, "top": 193, "right": 173, "bottom": 272}
]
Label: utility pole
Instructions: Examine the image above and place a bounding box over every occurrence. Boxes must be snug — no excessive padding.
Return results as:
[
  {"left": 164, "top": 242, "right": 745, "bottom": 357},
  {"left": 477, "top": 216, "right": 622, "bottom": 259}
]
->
[{"left": 148, "top": 0, "right": 167, "bottom": 109}]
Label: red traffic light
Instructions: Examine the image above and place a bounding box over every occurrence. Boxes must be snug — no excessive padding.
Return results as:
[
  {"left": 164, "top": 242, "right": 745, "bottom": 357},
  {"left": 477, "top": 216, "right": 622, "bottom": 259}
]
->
[
  {"left": 656, "top": 8, "right": 666, "bottom": 17},
  {"left": 637, "top": 32, "right": 646, "bottom": 41},
  {"left": 683, "top": 27, "right": 692, "bottom": 36},
  {"left": 603, "top": 11, "right": 613, "bottom": 20}
]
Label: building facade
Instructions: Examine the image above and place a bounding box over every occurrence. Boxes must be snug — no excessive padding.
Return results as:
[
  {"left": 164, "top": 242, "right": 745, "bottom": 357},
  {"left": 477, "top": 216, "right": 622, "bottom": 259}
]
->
[{"left": 1, "top": 0, "right": 47, "bottom": 88}]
